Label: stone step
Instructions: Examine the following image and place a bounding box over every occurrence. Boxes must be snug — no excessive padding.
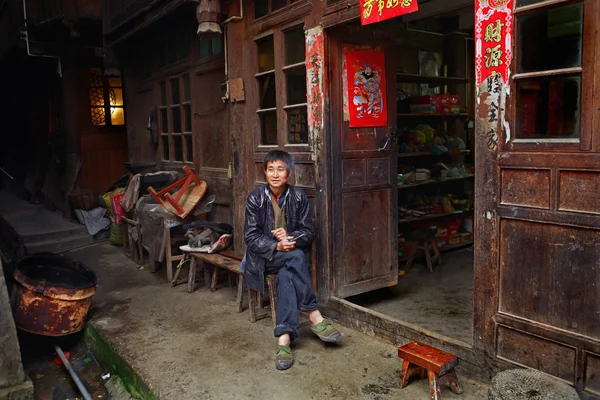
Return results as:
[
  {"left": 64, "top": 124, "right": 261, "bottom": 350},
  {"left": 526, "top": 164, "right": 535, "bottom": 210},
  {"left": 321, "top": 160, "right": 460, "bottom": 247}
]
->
[
  {"left": 22, "top": 225, "right": 88, "bottom": 244},
  {"left": 25, "top": 233, "right": 95, "bottom": 255}
]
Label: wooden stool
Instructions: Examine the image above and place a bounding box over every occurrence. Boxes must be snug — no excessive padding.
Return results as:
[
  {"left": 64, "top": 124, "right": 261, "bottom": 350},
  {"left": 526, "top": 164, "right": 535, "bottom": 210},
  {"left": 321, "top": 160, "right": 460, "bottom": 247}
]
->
[
  {"left": 405, "top": 238, "right": 442, "bottom": 273},
  {"left": 398, "top": 341, "right": 462, "bottom": 400},
  {"left": 248, "top": 274, "right": 277, "bottom": 327},
  {"left": 248, "top": 274, "right": 310, "bottom": 329}
]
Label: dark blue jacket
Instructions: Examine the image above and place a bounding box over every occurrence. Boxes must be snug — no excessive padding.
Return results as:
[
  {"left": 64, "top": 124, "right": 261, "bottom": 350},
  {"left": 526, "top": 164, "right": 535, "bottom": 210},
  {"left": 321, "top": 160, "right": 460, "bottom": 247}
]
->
[{"left": 242, "top": 184, "right": 314, "bottom": 292}]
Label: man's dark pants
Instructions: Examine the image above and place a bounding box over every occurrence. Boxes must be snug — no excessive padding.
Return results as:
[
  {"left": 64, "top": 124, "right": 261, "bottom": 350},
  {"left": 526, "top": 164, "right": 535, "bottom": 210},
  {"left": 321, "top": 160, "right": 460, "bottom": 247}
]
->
[{"left": 266, "top": 249, "right": 317, "bottom": 340}]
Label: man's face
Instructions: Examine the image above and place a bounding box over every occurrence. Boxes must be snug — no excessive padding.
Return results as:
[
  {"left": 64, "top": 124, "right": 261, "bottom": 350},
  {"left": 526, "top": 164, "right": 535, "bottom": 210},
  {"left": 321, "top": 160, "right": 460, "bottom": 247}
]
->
[{"left": 265, "top": 160, "right": 290, "bottom": 190}]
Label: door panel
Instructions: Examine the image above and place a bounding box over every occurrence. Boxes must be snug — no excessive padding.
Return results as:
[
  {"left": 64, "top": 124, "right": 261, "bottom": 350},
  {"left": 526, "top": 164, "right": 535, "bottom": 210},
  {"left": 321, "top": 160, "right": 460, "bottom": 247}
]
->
[
  {"left": 81, "top": 130, "right": 127, "bottom": 193},
  {"left": 474, "top": 0, "right": 600, "bottom": 392},
  {"left": 330, "top": 27, "right": 398, "bottom": 298}
]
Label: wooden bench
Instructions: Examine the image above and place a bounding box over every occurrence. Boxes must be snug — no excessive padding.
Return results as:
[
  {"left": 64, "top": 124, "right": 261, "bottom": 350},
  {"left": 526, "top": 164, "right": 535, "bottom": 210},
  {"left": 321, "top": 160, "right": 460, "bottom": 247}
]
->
[
  {"left": 184, "top": 252, "right": 245, "bottom": 313},
  {"left": 398, "top": 341, "right": 462, "bottom": 400}
]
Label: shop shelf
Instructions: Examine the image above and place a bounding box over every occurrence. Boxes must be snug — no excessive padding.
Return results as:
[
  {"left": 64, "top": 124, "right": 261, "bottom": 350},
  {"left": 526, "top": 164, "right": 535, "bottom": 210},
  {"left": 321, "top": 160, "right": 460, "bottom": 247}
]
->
[
  {"left": 396, "top": 72, "right": 470, "bottom": 85},
  {"left": 397, "top": 113, "right": 470, "bottom": 118},
  {"left": 398, "top": 150, "right": 471, "bottom": 158},
  {"left": 441, "top": 241, "right": 474, "bottom": 252},
  {"left": 398, "top": 210, "right": 464, "bottom": 225},
  {"left": 397, "top": 175, "right": 475, "bottom": 190}
]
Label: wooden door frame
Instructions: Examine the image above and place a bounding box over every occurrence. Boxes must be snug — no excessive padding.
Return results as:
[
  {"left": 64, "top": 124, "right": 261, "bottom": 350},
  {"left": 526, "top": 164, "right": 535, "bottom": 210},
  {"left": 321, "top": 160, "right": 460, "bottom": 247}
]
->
[
  {"left": 321, "top": 23, "right": 488, "bottom": 379},
  {"left": 327, "top": 24, "right": 399, "bottom": 298}
]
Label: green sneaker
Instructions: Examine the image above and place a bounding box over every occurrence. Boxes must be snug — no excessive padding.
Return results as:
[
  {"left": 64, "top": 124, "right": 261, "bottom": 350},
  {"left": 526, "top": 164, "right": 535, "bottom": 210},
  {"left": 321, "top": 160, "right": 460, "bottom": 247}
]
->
[
  {"left": 275, "top": 345, "right": 294, "bottom": 370},
  {"left": 311, "top": 319, "right": 342, "bottom": 343}
]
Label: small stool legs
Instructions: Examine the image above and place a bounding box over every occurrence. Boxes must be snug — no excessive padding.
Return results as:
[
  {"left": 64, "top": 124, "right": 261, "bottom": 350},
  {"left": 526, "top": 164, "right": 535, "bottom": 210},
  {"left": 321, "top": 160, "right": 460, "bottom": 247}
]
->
[
  {"left": 399, "top": 360, "right": 426, "bottom": 388},
  {"left": 399, "top": 361, "right": 462, "bottom": 400}
]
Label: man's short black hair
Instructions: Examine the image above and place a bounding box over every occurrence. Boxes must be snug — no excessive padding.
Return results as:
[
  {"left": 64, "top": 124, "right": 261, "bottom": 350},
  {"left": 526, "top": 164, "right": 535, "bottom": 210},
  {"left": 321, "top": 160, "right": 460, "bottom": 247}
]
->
[{"left": 264, "top": 150, "right": 293, "bottom": 174}]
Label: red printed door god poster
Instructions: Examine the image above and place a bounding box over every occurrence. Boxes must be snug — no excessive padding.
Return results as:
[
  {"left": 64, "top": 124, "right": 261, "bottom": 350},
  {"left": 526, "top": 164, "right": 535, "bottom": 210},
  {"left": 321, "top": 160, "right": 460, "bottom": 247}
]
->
[
  {"left": 360, "top": 0, "right": 418, "bottom": 26},
  {"left": 346, "top": 49, "right": 387, "bottom": 128},
  {"left": 475, "top": 0, "right": 513, "bottom": 85}
]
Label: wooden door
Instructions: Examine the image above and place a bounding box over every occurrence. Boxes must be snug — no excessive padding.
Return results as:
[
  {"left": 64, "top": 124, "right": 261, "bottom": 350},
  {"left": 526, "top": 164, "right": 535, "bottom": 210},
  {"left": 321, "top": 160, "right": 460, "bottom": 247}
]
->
[
  {"left": 475, "top": 0, "right": 600, "bottom": 395},
  {"left": 329, "top": 27, "right": 398, "bottom": 298}
]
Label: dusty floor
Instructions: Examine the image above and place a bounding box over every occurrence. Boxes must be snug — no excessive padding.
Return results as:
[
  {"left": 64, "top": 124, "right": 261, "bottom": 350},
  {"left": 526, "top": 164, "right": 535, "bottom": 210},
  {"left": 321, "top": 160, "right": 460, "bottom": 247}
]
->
[
  {"left": 61, "top": 242, "right": 487, "bottom": 400},
  {"left": 348, "top": 249, "right": 473, "bottom": 344}
]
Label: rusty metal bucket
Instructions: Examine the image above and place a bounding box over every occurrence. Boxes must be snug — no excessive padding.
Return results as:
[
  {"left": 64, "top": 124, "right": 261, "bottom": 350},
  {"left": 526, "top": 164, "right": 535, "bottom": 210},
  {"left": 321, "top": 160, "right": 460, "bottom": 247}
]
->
[{"left": 11, "top": 254, "right": 98, "bottom": 336}]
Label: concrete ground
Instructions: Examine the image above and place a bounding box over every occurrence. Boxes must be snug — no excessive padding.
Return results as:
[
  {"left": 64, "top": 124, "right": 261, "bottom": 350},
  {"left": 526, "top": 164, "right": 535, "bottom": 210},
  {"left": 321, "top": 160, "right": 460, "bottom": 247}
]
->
[
  {"left": 64, "top": 242, "right": 488, "bottom": 400},
  {"left": 348, "top": 248, "right": 473, "bottom": 344}
]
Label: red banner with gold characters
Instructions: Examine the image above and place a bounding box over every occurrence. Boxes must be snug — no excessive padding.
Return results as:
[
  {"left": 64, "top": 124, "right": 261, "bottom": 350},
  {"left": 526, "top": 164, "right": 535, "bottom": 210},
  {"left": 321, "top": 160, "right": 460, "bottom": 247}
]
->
[
  {"left": 346, "top": 49, "right": 387, "bottom": 128},
  {"left": 475, "top": 0, "right": 514, "bottom": 85},
  {"left": 360, "top": 0, "right": 418, "bottom": 26}
]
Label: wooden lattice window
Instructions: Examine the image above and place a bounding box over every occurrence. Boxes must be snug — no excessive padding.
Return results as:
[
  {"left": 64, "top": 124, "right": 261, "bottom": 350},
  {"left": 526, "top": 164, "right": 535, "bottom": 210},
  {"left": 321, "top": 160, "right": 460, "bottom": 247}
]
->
[
  {"left": 512, "top": 0, "right": 590, "bottom": 143},
  {"left": 255, "top": 25, "right": 308, "bottom": 147},
  {"left": 159, "top": 74, "right": 194, "bottom": 162},
  {"left": 89, "top": 68, "right": 125, "bottom": 126}
]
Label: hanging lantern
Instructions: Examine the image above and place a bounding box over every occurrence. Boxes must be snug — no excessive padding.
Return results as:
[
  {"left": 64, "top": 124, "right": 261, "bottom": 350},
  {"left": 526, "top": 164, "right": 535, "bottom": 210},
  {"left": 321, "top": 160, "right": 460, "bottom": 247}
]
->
[{"left": 196, "top": 0, "right": 222, "bottom": 36}]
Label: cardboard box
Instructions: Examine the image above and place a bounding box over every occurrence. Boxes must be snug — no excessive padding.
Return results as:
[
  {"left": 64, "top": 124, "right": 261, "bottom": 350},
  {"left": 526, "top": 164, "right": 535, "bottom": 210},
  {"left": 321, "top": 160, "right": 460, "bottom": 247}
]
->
[
  {"left": 448, "top": 235, "right": 461, "bottom": 245},
  {"left": 415, "top": 169, "right": 430, "bottom": 182},
  {"left": 436, "top": 228, "right": 448, "bottom": 237},
  {"left": 461, "top": 233, "right": 472, "bottom": 243}
]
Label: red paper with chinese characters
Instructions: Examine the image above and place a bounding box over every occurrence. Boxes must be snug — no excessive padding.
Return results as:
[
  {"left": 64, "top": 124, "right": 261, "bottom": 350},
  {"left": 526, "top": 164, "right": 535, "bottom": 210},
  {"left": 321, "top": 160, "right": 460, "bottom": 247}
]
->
[
  {"left": 475, "top": 0, "right": 513, "bottom": 85},
  {"left": 346, "top": 49, "right": 387, "bottom": 128},
  {"left": 360, "top": 0, "right": 418, "bottom": 26}
]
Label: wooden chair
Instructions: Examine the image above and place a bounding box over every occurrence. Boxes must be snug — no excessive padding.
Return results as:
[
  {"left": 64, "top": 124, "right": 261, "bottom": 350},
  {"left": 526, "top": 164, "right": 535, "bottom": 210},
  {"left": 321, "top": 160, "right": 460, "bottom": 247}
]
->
[{"left": 398, "top": 341, "right": 463, "bottom": 400}]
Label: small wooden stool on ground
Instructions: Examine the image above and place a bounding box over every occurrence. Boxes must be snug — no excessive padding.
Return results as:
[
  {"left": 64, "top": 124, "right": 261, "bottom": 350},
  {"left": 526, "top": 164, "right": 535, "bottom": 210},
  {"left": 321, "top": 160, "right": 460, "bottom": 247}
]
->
[
  {"left": 398, "top": 341, "right": 462, "bottom": 400},
  {"left": 405, "top": 231, "right": 442, "bottom": 273}
]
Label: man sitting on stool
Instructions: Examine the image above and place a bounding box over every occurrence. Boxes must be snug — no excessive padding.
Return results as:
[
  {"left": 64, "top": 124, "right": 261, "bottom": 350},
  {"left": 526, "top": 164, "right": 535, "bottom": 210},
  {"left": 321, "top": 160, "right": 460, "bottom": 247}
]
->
[{"left": 242, "top": 150, "right": 342, "bottom": 370}]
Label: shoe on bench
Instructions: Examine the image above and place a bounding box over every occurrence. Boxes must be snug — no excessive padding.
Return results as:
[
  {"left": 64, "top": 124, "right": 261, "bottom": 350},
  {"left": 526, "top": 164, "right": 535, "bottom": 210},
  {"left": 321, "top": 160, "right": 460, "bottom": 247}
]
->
[
  {"left": 311, "top": 319, "right": 342, "bottom": 343},
  {"left": 275, "top": 345, "right": 294, "bottom": 370}
]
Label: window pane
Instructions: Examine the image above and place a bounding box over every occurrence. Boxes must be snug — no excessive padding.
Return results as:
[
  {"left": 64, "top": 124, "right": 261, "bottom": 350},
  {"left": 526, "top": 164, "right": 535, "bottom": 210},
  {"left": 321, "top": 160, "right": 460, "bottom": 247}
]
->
[
  {"left": 212, "top": 37, "right": 223, "bottom": 55},
  {"left": 272, "top": 0, "right": 287, "bottom": 12},
  {"left": 183, "top": 74, "right": 190, "bottom": 102},
  {"left": 173, "top": 135, "right": 184, "bottom": 161},
  {"left": 255, "top": 0, "right": 268, "bottom": 18},
  {"left": 286, "top": 67, "right": 307, "bottom": 105},
  {"left": 257, "top": 36, "right": 275, "bottom": 72},
  {"left": 111, "top": 107, "right": 125, "bottom": 125},
  {"left": 184, "top": 104, "right": 192, "bottom": 132},
  {"left": 516, "top": 75, "right": 581, "bottom": 139},
  {"left": 89, "top": 68, "right": 103, "bottom": 86},
  {"left": 110, "top": 88, "right": 124, "bottom": 107},
  {"left": 172, "top": 107, "right": 182, "bottom": 133},
  {"left": 171, "top": 78, "right": 180, "bottom": 104},
  {"left": 160, "top": 108, "right": 168, "bottom": 133},
  {"left": 287, "top": 107, "right": 308, "bottom": 144},
  {"left": 160, "top": 82, "right": 167, "bottom": 106},
  {"left": 285, "top": 27, "right": 305, "bottom": 65},
  {"left": 89, "top": 87, "right": 104, "bottom": 107},
  {"left": 198, "top": 37, "right": 211, "bottom": 59},
  {"left": 162, "top": 136, "right": 170, "bottom": 160},
  {"left": 108, "top": 77, "right": 122, "bottom": 87},
  {"left": 260, "top": 111, "right": 278, "bottom": 145},
  {"left": 257, "top": 73, "right": 276, "bottom": 109},
  {"left": 517, "top": 3, "right": 583, "bottom": 73},
  {"left": 185, "top": 134, "right": 194, "bottom": 162},
  {"left": 91, "top": 107, "right": 106, "bottom": 126}
]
